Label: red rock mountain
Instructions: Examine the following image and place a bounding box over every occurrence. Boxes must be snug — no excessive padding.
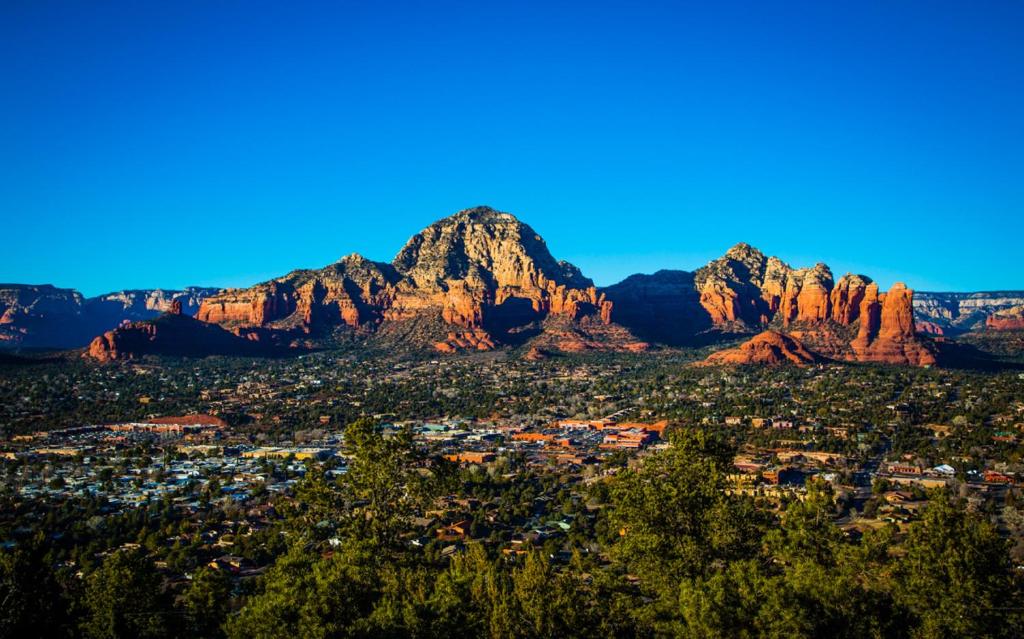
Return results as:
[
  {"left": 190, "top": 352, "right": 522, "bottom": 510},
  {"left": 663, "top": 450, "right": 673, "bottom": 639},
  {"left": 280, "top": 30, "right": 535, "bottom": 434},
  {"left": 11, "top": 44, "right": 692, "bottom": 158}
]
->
[
  {"left": 606, "top": 242, "right": 937, "bottom": 366},
  {"left": 63, "top": 209, "right": 946, "bottom": 366},
  {"left": 196, "top": 207, "right": 644, "bottom": 354},
  {"left": 87, "top": 303, "right": 274, "bottom": 362},
  {"left": 701, "top": 330, "right": 822, "bottom": 367}
]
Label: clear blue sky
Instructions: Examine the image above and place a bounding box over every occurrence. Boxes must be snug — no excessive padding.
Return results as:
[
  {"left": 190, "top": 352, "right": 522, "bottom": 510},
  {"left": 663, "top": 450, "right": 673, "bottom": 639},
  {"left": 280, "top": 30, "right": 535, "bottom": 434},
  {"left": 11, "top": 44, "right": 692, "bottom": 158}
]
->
[{"left": 1, "top": 0, "right": 1022, "bottom": 295}]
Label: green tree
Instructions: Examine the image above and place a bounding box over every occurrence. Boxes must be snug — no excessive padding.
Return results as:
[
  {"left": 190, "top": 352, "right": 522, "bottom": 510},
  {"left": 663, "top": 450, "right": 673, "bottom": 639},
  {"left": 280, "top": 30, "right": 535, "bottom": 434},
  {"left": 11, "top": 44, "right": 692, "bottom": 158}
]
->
[
  {"left": 183, "top": 567, "right": 232, "bottom": 638},
  {"left": 608, "top": 428, "right": 763, "bottom": 592},
  {"left": 894, "top": 492, "right": 1018, "bottom": 638},
  {"left": 340, "top": 419, "right": 430, "bottom": 549},
  {"left": 0, "top": 543, "right": 75, "bottom": 638},
  {"left": 81, "top": 548, "right": 170, "bottom": 639},
  {"left": 224, "top": 541, "right": 378, "bottom": 639}
]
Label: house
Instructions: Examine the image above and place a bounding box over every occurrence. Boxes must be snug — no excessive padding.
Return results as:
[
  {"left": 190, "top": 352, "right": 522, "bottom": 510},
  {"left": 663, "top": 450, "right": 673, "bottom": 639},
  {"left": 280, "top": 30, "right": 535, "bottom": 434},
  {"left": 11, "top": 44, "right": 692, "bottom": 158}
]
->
[
  {"left": 983, "top": 470, "right": 1014, "bottom": 484},
  {"left": 444, "top": 452, "right": 496, "bottom": 464}
]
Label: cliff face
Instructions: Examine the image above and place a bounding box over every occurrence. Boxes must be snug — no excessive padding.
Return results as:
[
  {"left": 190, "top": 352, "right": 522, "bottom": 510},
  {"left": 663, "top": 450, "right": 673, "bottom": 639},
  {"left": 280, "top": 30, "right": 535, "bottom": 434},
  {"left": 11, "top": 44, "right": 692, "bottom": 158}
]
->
[
  {"left": 693, "top": 244, "right": 863, "bottom": 331},
  {"left": 0, "top": 285, "right": 87, "bottom": 348},
  {"left": 86, "top": 312, "right": 271, "bottom": 362},
  {"left": 90, "top": 287, "right": 216, "bottom": 318},
  {"left": 701, "top": 330, "right": 822, "bottom": 367},
  {"left": 849, "top": 283, "right": 937, "bottom": 366},
  {"left": 0, "top": 284, "right": 218, "bottom": 350},
  {"left": 632, "top": 243, "right": 936, "bottom": 365},
  {"left": 387, "top": 208, "right": 613, "bottom": 338},
  {"left": 197, "top": 255, "right": 400, "bottom": 330},
  {"left": 986, "top": 305, "right": 1024, "bottom": 331},
  {"left": 600, "top": 270, "right": 709, "bottom": 346},
  {"left": 195, "top": 207, "right": 634, "bottom": 354},
  {"left": 913, "top": 291, "right": 1024, "bottom": 333}
]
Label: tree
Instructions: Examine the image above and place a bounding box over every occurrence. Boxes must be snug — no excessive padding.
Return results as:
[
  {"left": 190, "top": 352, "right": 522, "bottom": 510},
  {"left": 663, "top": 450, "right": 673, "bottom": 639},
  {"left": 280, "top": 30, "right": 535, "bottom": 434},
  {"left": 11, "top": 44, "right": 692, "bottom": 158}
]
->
[
  {"left": 81, "top": 548, "right": 170, "bottom": 639},
  {"left": 339, "top": 419, "right": 431, "bottom": 550},
  {"left": 894, "top": 492, "right": 1019, "bottom": 638},
  {"left": 183, "top": 567, "right": 232, "bottom": 638},
  {"left": 224, "top": 541, "right": 379, "bottom": 639},
  {"left": 0, "top": 542, "right": 75, "bottom": 638},
  {"left": 608, "top": 428, "right": 763, "bottom": 592}
]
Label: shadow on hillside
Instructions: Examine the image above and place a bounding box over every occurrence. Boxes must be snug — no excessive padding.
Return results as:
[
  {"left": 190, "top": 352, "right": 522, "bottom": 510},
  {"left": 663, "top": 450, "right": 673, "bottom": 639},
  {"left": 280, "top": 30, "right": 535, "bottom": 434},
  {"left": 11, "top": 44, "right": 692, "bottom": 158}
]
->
[{"left": 936, "top": 340, "right": 1024, "bottom": 372}]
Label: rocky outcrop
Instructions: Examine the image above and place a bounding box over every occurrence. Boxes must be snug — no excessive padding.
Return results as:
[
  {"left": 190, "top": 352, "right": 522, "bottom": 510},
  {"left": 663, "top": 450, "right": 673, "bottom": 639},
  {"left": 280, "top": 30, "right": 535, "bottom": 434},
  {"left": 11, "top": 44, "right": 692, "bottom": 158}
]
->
[
  {"left": 622, "top": 241, "right": 937, "bottom": 364},
  {"left": 198, "top": 254, "right": 401, "bottom": 331},
  {"left": 850, "top": 283, "right": 937, "bottom": 366},
  {"left": 693, "top": 244, "right": 851, "bottom": 330},
  {"left": 915, "top": 320, "right": 945, "bottom": 336},
  {"left": 694, "top": 243, "right": 774, "bottom": 326},
  {"left": 701, "top": 330, "right": 822, "bottom": 367},
  {"left": 913, "top": 291, "right": 1024, "bottom": 333},
  {"left": 195, "top": 207, "right": 634, "bottom": 354},
  {"left": 387, "top": 207, "right": 612, "bottom": 333},
  {"left": 86, "top": 313, "right": 273, "bottom": 362},
  {"left": 782, "top": 264, "right": 834, "bottom": 326},
  {"left": 986, "top": 305, "right": 1024, "bottom": 331},
  {"left": 0, "top": 284, "right": 218, "bottom": 350},
  {"left": 830, "top": 274, "right": 871, "bottom": 325}
]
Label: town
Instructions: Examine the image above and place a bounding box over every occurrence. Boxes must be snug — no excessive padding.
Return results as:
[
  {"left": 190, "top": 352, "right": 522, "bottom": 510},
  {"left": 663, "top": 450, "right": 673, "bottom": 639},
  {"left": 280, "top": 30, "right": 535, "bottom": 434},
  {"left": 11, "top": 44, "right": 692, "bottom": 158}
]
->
[{"left": 3, "top": 354, "right": 1023, "bottom": 600}]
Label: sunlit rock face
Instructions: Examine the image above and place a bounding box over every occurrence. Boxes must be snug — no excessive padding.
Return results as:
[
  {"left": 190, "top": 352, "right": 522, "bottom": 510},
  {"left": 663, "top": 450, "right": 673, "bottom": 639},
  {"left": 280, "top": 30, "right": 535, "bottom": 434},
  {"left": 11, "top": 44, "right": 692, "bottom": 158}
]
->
[{"left": 195, "top": 207, "right": 639, "bottom": 354}]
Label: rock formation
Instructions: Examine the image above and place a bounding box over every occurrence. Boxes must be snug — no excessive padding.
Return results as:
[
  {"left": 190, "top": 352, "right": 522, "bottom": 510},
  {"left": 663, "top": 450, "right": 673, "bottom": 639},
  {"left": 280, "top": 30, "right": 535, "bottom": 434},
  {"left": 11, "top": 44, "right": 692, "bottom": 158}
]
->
[
  {"left": 195, "top": 207, "right": 635, "bottom": 354},
  {"left": 913, "top": 291, "right": 1024, "bottom": 333},
  {"left": 0, "top": 284, "right": 218, "bottom": 350},
  {"left": 849, "top": 283, "right": 937, "bottom": 366},
  {"left": 600, "top": 270, "right": 709, "bottom": 346},
  {"left": 625, "top": 242, "right": 937, "bottom": 366},
  {"left": 86, "top": 313, "right": 272, "bottom": 362},
  {"left": 6, "top": 207, "right": 979, "bottom": 366},
  {"left": 830, "top": 274, "right": 871, "bottom": 325},
  {"left": 986, "top": 305, "right": 1024, "bottom": 331},
  {"left": 701, "top": 330, "right": 822, "bottom": 367}
]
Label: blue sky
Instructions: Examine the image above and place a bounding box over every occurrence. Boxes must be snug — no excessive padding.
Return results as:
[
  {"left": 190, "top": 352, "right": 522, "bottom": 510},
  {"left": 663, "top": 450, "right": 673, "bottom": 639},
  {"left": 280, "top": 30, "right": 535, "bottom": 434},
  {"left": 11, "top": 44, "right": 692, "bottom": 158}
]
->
[{"left": 1, "top": 0, "right": 1022, "bottom": 295}]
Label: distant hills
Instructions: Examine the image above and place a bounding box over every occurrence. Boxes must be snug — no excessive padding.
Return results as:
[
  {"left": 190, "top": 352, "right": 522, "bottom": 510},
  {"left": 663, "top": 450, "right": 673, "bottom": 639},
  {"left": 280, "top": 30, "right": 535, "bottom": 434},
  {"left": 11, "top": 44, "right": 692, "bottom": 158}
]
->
[
  {"left": 0, "top": 285, "right": 218, "bottom": 349},
  {"left": 1, "top": 206, "right": 1021, "bottom": 366}
]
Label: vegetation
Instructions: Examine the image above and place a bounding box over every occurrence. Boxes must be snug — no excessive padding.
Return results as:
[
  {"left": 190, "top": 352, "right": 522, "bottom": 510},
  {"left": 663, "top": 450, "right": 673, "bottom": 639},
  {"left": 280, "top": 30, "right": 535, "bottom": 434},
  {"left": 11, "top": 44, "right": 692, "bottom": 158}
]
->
[{"left": 2, "top": 419, "right": 1020, "bottom": 638}]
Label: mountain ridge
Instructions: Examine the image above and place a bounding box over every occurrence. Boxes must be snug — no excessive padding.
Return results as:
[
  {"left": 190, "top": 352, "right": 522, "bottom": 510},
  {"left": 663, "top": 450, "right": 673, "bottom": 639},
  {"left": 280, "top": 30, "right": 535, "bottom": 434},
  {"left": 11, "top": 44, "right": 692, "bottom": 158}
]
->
[{"left": 2, "top": 206, "right": 1017, "bottom": 366}]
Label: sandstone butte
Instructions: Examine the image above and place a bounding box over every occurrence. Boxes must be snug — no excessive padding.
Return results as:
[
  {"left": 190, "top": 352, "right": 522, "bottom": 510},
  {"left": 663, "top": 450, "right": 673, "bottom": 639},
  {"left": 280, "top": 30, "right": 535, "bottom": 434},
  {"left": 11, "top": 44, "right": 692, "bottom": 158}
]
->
[
  {"left": 195, "top": 207, "right": 632, "bottom": 355},
  {"left": 701, "top": 330, "right": 822, "bottom": 367},
  {"left": 86, "top": 300, "right": 270, "bottom": 362},
  {"left": 985, "top": 304, "right": 1024, "bottom": 331},
  {"left": 690, "top": 243, "right": 937, "bottom": 366}
]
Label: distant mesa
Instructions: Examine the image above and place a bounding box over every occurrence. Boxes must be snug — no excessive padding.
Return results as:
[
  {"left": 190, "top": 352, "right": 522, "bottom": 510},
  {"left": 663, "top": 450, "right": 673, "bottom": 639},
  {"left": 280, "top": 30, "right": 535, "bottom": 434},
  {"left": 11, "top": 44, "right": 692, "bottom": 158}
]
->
[
  {"left": 0, "top": 284, "right": 219, "bottom": 350},
  {"left": 701, "top": 330, "right": 822, "bottom": 367},
  {"left": 913, "top": 291, "right": 1024, "bottom": 333},
  {"left": 985, "top": 304, "right": 1024, "bottom": 331}
]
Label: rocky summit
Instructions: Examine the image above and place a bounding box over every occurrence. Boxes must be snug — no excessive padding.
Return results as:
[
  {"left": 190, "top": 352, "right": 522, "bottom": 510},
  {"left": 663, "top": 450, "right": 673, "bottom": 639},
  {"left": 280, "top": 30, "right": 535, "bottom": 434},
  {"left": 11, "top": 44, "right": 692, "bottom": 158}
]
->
[
  {"left": 607, "top": 242, "right": 937, "bottom": 366},
  {"left": 194, "top": 206, "right": 638, "bottom": 355}
]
